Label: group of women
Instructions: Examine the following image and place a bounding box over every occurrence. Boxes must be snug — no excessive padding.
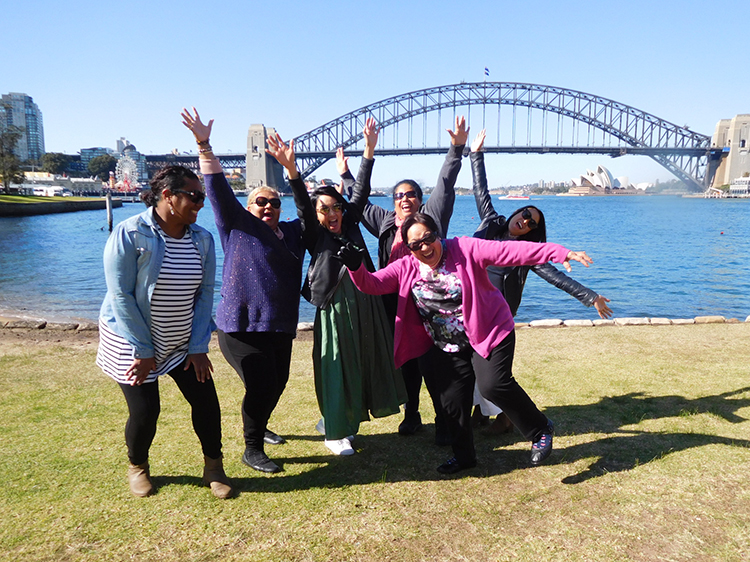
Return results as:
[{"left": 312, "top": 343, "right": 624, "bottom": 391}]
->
[{"left": 97, "top": 108, "right": 610, "bottom": 497}]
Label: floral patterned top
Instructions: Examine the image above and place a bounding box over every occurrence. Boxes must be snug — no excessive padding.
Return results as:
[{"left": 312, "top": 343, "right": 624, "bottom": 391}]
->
[{"left": 410, "top": 243, "right": 471, "bottom": 353}]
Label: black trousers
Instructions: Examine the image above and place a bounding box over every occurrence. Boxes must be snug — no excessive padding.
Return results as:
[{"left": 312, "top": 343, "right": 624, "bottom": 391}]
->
[
  {"left": 384, "top": 294, "right": 442, "bottom": 421},
  {"left": 118, "top": 358, "right": 223, "bottom": 465},
  {"left": 218, "top": 330, "right": 292, "bottom": 452},
  {"left": 419, "top": 331, "right": 548, "bottom": 464}
]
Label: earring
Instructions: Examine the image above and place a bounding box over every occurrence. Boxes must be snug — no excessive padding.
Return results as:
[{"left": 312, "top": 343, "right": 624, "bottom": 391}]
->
[{"left": 169, "top": 200, "right": 175, "bottom": 216}]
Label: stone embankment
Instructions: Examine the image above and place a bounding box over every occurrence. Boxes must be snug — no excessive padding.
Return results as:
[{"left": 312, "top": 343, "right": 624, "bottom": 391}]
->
[
  {"left": 0, "top": 198, "right": 122, "bottom": 217},
  {"left": 2, "top": 315, "right": 748, "bottom": 334}
]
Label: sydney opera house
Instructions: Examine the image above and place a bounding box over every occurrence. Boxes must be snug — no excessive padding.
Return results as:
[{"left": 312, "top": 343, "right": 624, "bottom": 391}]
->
[{"left": 562, "top": 165, "right": 648, "bottom": 196}]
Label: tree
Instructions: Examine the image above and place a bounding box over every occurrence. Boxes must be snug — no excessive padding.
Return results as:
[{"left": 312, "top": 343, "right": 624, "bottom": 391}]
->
[
  {"left": 88, "top": 154, "right": 117, "bottom": 181},
  {"left": 41, "top": 152, "right": 71, "bottom": 175},
  {"left": 0, "top": 125, "right": 25, "bottom": 194}
]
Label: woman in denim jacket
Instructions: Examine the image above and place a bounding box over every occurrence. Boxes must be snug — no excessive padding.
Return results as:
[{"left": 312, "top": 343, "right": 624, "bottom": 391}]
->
[{"left": 97, "top": 165, "right": 232, "bottom": 499}]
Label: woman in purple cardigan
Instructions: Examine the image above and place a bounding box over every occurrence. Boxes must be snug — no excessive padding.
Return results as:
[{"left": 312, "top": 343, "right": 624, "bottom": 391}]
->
[
  {"left": 182, "top": 108, "right": 312, "bottom": 474},
  {"left": 339, "top": 212, "right": 594, "bottom": 474}
]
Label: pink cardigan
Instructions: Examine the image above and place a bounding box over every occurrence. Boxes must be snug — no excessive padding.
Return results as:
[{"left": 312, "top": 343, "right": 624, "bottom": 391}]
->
[{"left": 349, "top": 237, "right": 571, "bottom": 368}]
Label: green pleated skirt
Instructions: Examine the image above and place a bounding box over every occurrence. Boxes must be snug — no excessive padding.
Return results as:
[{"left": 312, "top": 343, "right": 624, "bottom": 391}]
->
[{"left": 313, "top": 275, "right": 407, "bottom": 440}]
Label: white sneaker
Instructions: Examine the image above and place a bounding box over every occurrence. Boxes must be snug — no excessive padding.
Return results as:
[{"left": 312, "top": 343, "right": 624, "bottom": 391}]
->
[
  {"left": 315, "top": 418, "right": 325, "bottom": 435},
  {"left": 325, "top": 438, "right": 354, "bottom": 456}
]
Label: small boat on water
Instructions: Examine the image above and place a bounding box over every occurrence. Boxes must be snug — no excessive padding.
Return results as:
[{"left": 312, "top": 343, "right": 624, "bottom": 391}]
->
[{"left": 497, "top": 194, "right": 530, "bottom": 201}]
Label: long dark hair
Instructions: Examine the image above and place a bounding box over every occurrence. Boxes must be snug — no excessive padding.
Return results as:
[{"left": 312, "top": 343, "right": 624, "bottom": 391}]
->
[
  {"left": 401, "top": 212, "right": 439, "bottom": 245},
  {"left": 502, "top": 205, "right": 547, "bottom": 243},
  {"left": 140, "top": 165, "right": 199, "bottom": 207}
]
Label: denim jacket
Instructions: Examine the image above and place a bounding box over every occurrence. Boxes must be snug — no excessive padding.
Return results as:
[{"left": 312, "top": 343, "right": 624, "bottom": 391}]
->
[{"left": 99, "top": 207, "right": 216, "bottom": 359}]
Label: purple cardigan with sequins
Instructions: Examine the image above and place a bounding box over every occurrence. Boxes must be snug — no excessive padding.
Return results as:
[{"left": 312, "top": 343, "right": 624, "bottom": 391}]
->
[
  {"left": 349, "top": 236, "right": 571, "bottom": 367},
  {"left": 202, "top": 159, "right": 306, "bottom": 335}
]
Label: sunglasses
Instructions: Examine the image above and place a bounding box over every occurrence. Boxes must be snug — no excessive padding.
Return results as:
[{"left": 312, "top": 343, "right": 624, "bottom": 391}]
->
[
  {"left": 394, "top": 190, "right": 418, "bottom": 201},
  {"left": 521, "top": 209, "right": 538, "bottom": 230},
  {"left": 317, "top": 202, "right": 343, "bottom": 215},
  {"left": 407, "top": 231, "right": 438, "bottom": 252},
  {"left": 173, "top": 189, "right": 205, "bottom": 204},
  {"left": 253, "top": 196, "right": 281, "bottom": 209}
]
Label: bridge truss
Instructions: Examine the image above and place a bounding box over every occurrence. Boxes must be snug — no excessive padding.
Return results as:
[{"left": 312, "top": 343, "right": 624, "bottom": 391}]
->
[{"left": 291, "top": 82, "right": 716, "bottom": 190}]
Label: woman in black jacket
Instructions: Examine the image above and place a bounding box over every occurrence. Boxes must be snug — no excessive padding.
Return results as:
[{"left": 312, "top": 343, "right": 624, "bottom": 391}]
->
[
  {"left": 266, "top": 118, "right": 405, "bottom": 457},
  {"left": 470, "top": 129, "right": 612, "bottom": 427},
  {"left": 337, "top": 117, "right": 469, "bottom": 442}
]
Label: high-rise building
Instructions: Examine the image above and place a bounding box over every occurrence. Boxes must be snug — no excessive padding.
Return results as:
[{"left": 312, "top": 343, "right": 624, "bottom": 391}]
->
[{"left": 0, "top": 92, "right": 45, "bottom": 162}]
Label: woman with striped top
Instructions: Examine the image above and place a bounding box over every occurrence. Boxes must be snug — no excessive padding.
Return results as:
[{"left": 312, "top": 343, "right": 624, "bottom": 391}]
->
[{"left": 97, "top": 165, "right": 233, "bottom": 499}]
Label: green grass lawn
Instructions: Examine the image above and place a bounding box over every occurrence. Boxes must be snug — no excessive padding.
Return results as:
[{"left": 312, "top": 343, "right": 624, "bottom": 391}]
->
[{"left": 1, "top": 324, "right": 749, "bottom": 561}]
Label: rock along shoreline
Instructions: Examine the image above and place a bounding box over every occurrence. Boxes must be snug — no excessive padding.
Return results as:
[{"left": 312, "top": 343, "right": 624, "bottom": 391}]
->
[{"left": 1, "top": 311, "right": 748, "bottom": 334}]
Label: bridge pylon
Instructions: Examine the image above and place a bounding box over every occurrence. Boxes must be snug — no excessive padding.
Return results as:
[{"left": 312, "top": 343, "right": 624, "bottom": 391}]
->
[{"left": 246, "top": 124, "right": 285, "bottom": 191}]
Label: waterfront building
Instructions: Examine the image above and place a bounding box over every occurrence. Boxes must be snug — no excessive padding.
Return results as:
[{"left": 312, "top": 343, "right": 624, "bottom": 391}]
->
[
  {"left": 711, "top": 114, "right": 750, "bottom": 187},
  {"left": 729, "top": 177, "right": 750, "bottom": 196},
  {"left": 0, "top": 92, "right": 45, "bottom": 162},
  {"left": 80, "top": 147, "right": 114, "bottom": 168}
]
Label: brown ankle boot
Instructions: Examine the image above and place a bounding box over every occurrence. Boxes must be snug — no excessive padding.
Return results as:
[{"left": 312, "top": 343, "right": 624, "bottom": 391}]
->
[
  {"left": 127, "top": 462, "right": 154, "bottom": 497},
  {"left": 203, "top": 455, "right": 234, "bottom": 499},
  {"left": 486, "top": 412, "right": 515, "bottom": 435}
]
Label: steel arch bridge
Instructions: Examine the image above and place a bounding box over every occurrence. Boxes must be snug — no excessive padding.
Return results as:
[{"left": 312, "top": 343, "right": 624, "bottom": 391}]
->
[{"left": 291, "top": 82, "right": 717, "bottom": 190}]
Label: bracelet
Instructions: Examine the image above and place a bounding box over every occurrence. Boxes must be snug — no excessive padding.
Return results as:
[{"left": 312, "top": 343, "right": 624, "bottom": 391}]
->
[
  {"left": 198, "top": 146, "right": 213, "bottom": 154},
  {"left": 196, "top": 139, "right": 211, "bottom": 147}
]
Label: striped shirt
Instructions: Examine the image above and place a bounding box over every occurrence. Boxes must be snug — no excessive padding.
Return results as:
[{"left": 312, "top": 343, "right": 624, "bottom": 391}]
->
[{"left": 96, "top": 226, "right": 203, "bottom": 384}]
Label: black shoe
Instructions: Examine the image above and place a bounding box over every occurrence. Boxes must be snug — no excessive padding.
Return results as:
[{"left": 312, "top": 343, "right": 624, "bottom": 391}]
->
[
  {"left": 263, "top": 429, "right": 286, "bottom": 446},
  {"left": 530, "top": 421, "right": 554, "bottom": 466},
  {"left": 398, "top": 412, "right": 423, "bottom": 435},
  {"left": 242, "top": 449, "right": 282, "bottom": 473},
  {"left": 437, "top": 456, "right": 477, "bottom": 475},
  {"left": 434, "top": 417, "right": 452, "bottom": 446}
]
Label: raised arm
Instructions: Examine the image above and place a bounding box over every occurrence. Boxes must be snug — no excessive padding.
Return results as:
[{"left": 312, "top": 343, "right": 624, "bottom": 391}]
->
[
  {"left": 266, "top": 133, "right": 318, "bottom": 251},
  {"left": 348, "top": 117, "right": 378, "bottom": 213},
  {"left": 424, "top": 115, "right": 468, "bottom": 236},
  {"left": 337, "top": 147, "right": 355, "bottom": 199},
  {"left": 181, "top": 108, "right": 248, "bottom": 233},
  {"left": 470, "top": 129, "right": 501, "bottom": 231}
]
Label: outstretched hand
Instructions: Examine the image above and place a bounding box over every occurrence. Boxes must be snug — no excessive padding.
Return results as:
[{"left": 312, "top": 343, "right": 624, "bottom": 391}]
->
[
  {"left": 593, "top": 295, "right": 613, "bottom": 319},
  {"left": 562, "top": 250, "right": 593, "bottom": 272},
  {"left": 447, "top": 115, "right": 469, "bottom": 146},
  {"left": 471, "top": 129, "right": 486, "bottom": 152},
  {"left": 181, "top": 107, "right": 213, "bottom": 144},
  {"left": 333, "top": 241, "right": 366, "bottom": 270},
  {"left": 336, "top": 147, "right": 349, "bottom": 176},
  {"left": 363, "top": 116, "right": 379, "bottom": 147},
  {"left": 266, "top": 133, "right": 298, "bottom": 178}
]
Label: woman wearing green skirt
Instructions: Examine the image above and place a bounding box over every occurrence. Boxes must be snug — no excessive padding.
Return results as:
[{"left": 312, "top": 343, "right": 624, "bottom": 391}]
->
[{"left": 266, "top": 118, "right": 406, "bottom": 455}]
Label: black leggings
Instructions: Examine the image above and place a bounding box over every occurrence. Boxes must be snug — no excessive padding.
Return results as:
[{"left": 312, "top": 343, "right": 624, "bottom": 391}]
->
[
  {"left": 118, "top": 358, "right": 223, "bottom": 465},
  {"left": 218, "top": 330, "right": 292, "bottom": 452},
  {"left": 419, "top": 331, "right": 548, "bottom": 464}
]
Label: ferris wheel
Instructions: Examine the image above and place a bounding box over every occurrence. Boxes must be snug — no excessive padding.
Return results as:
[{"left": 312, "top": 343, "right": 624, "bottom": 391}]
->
[{"left": 115, "top": 155, "right": 140, "bottom": 191}]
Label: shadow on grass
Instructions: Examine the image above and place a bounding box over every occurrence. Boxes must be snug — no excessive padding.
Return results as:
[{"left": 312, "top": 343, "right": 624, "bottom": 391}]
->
[
  {"left": 148, "top": 386, "right": 750, "bottom": 494},
  {"left": 536, "top": 385, "right": 750, "bottom": 484}
]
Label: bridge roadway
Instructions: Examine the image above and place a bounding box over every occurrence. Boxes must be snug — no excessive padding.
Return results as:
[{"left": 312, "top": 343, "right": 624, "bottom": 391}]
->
[{"left": 146, "top": 146, "right": 717, "bottom": 174}]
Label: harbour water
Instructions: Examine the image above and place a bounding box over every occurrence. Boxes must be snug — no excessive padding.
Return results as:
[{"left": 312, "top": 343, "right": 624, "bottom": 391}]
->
[{"left": 1, "top": 194, "right": 748, "bottom": 323}]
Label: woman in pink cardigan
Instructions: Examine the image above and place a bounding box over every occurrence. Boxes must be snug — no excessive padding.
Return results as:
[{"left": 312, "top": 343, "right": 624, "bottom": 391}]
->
[{"left": 340, "top": 212, "right": 593, "bottom": 474}]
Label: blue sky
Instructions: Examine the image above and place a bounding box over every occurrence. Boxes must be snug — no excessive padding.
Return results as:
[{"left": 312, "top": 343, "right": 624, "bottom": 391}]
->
[{"left": 3, "top": 0, "right": 748, "bottom": 187}]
